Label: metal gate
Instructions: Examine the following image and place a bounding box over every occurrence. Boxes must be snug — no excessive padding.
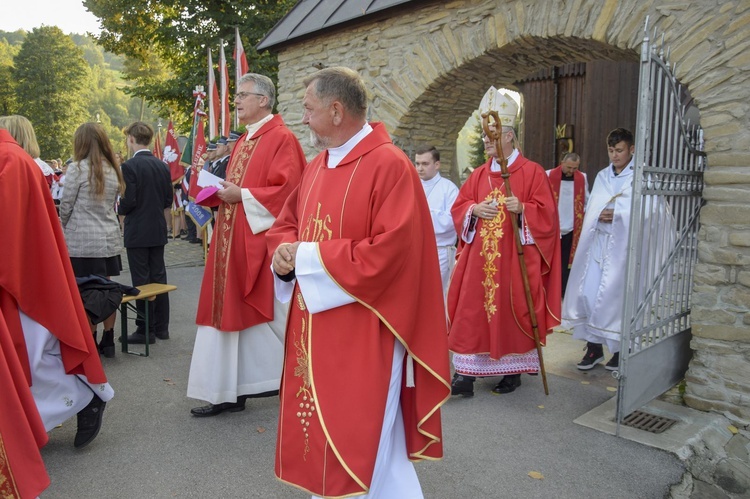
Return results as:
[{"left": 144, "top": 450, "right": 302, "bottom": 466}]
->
[{"left": 616, "top": 18, "right": 707, "bottom": 430}]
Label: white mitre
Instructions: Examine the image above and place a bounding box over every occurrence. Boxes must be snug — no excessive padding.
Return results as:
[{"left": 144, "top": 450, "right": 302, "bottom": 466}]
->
[{"left": 478, "top": 86, "right": 518, "bottom": 127}]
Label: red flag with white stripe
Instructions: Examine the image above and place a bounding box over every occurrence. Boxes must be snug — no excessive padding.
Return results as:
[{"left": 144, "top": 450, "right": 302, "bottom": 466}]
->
[
  {"left": 234, "top": 27, "right": 250, "bottom": 129},
  {"left": 219, "top": 40, "right": 231, "bottom": 137},
  {"left": 207, "top": 48, "right": 220, "bottom": 138},
  {"left": 234, "top": 27, "right": 249, "bottom": 83}
]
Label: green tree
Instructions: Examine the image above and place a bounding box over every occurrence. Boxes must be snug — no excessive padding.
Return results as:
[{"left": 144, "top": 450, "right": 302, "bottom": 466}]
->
[
  {"left": 84, "top": 0, "right": 297, "bottom": 126},
  {"left": 14, "top": 26, "right": 91, "bottom": 158},
  {"left": 0, "top": 38, "right": 19, "bottom": 114},
  {"left": 468, "top": 113, "right": 487, "bottom": 169}
]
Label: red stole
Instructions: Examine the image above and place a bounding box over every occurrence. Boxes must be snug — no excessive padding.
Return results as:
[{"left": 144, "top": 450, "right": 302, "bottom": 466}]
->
[
  {"left": 268, "top": 123, "right": 450, "bottom": 497},
  {"left": 0, "top": 130, "right": 106, "bottom": 384},
  {"left": 196, "top": 115, "right": 305, "bottom": 331},
  {"left": 548, "top": 166, "right": 585, "bottom": 267}
]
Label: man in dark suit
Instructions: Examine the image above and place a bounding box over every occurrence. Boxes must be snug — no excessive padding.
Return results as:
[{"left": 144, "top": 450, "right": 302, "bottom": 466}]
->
[
  {"left": 210, "top": 136, "right": 230, "bottom": 180},
  {"left": 118, "top": 121, "right": 173, "bottom": 343}
]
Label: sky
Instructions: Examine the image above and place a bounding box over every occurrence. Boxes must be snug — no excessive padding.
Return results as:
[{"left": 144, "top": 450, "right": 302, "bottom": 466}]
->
[{"left": 1, "top": 0, "right": 101, "bottom": 35}]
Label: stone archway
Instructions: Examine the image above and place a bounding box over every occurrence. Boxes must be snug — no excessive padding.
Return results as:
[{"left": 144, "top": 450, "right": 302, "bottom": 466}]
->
[{"left": 271, "top": 0, "right": 750, "bottom": 421}]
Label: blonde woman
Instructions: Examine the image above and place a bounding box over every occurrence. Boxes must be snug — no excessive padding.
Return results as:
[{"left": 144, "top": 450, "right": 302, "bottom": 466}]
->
[
  {"left": 0, "top": 115, "right": 55, "bottom": 187},
  {"left": 60, "top": 123, "right": 126, "bottom": 357}
]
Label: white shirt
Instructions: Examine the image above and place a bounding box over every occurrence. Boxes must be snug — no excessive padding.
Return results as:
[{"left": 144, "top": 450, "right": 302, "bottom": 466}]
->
[{"left": 545, "top": 170, "right": 589, "bottom": 235}]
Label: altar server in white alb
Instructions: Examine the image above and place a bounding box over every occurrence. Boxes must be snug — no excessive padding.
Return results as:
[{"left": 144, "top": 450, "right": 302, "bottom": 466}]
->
[
  {"left": 563, "top": 128, "right": 635, "bottom": 372},
  {"left": 563, "top": 127, "right": 675, "bottom": 373},
  {"left": 414, "top": 145, "right": 459, "bottom": 296}
]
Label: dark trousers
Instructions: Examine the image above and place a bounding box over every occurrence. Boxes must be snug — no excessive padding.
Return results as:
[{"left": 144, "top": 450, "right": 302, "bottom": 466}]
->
[
  {"left": 560, "top": 231, "right": 574, "bottom": 297},
  {"left": 126, "top": 246, "right": 169, "bottom": 334},
  {"left": 186, "top": 216, "right": 197, "bottom": 240}
]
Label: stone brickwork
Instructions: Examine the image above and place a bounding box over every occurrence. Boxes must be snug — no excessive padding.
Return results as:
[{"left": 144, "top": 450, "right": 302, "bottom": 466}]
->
[{"left": 272, "top": 0, "right": 750, "bottom": 422}]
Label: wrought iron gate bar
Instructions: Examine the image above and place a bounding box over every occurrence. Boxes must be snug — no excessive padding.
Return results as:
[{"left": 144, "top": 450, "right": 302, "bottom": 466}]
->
[{"left": 615, "top": 16, "right": 706, "bottom": 432}]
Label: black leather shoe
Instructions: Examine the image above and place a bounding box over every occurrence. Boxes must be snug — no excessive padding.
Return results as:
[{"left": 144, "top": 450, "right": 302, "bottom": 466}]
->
[
  {"left": 190, "top": 401, "right": 245, "bottom": 417},
  {"left": 491, "top": 374, "right": 522, "bottom": 394},
  {"left": 155, "top": 330, "right": 170, "bottom": 340},
  {"left": 451, "top": 374, "right": 475, "bottom": 397},
  {"left": 74, "top": 396, "right": 106, "bottom": 448},
  {"left": 125, "top": 332, "right": 156, "bottom": 344},
  {"left": 189, "top": 238, "right": 202, "bottom": 244}
]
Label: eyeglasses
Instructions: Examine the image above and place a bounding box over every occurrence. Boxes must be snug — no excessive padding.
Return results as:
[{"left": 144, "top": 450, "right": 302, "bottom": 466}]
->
[{"left": 235, "top": 91, "right": 265, "bottom": 100}]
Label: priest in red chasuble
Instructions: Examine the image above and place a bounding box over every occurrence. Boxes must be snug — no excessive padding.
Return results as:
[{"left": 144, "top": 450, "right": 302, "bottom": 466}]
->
[
  {"left": 186, "top": 74, "right": 306, "bottom": 417},
  {"left": 546, "top": 152, "right": 588, "bottom": 296},
  {"left": 268, "top": 67, "right": 450, "bottom": 498},
  {"left": 448, "top": 88, "right": 561, "bottom": 397}
]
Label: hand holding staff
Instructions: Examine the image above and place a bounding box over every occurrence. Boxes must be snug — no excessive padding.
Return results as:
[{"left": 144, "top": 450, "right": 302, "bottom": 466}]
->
[{"left": 481, "top": 110, "right": 549, "bottom": 395}]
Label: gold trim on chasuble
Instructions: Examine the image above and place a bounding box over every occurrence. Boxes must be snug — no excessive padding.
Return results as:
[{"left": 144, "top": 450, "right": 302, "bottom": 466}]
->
[
  {"left": 211, "top": 136, "right": 261, "bottom": 326},
  {"left": 480, "top": 186, "right": 507, "bottom": 322},
  {"left": 289, "top": 160, "right": 370, "bottom": 492},
  {"left": 308, "top": 160, "right": 448, "bottom": 462},
  {"left": 0, "top": 435, "right": 21, "bottom": 498}
]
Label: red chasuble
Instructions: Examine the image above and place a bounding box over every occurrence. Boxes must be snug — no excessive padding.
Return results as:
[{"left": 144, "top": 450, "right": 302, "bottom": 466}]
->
[
  {"left": 447, "top": 156, "right": 562, "bottom": 359},
  {"left": 267, "top": 123, "right": 451, "bottom": 497},
  {"left": 548, "top": 165, "right": 586, "bottom": 267},
  {"left": 0, "top": 308, "right": 49, "bottom": 499},
  {"left": 195, "top": 115, "right": 305, "bottom": 331},
  {"left": 0, "top": 130, "right": 106, "bottom": 384}
]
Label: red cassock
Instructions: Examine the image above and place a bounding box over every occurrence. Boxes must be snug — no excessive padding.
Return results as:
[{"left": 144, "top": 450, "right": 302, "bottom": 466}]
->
[
  {"left": 267, "top": 123, "right": 451, "bottom": 497},
  {"left": 447, "top": 155, "right": 562, "bottom": 359},
  {"left": 0, "top": 308, "right": 49, "bottom": 499},
  {"left": 0, "top": 129, "right": 106, "bottom": 384},
  {"left": 195, "top": 115, "right": 306, "bottom": 331}
]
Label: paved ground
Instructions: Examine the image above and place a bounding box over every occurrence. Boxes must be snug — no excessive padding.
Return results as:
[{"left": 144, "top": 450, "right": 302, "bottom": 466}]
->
[{"left": 41, "top": 237, "right": 685, "bottom": 498}]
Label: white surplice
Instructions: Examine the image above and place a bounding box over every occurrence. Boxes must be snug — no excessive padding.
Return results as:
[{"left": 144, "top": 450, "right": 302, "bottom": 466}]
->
[
  {"left": 560, "top": 158, "right": 677, "bottom": 354},
  {"left": 562, "top": 162, "right": 634, "bottom": 352},
  {"left": 421, "top": 174, "right": 458, "bottom": 296}
]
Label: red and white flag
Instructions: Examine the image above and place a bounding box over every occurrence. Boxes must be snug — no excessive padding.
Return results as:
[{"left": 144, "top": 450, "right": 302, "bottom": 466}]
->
[
  {"left": 234, "top": 27, "right": 249, "bottom": 83},
  {"left": 163, "top": 121, "right": 183, "bottom": 183},
  {"left": 188, "top": 118, "right": 207, "bottom": 201},
  {"left": 219, "top": 40, "right": 231, "bottom": 137},
  {"left": 207, "top": 48, "right": 220, "bottom": 138},
  {"left": 234, "top": 27, "right": 250, "bottom": 129}
]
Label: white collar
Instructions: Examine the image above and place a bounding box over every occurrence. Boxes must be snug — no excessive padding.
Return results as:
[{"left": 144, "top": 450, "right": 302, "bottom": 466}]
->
[
  {"left": 490, "top": 148, "right": 519, "bottom": 172},
  {"left": 326, "top": 123, "right": 373, "bottom": 168},
  {"left": 421, "top": 173, "right": 442, "bottom": 187},
  {"left": 245, "top": 113, "right": 274, "bottom": 140}
]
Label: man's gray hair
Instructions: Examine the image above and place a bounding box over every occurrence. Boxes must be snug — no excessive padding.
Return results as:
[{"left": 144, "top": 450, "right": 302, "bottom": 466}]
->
[
  {"left": 303, "top": 67, "right": 368, "bottom": 119},
  {"left": 238, "top": 73, "right": 276, "bottom": 110}
]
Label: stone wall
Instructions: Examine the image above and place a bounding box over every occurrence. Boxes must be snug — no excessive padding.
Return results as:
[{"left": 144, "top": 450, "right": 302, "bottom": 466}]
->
[{"left": 272, "top": 0, "right": 750, "bottom": 420}]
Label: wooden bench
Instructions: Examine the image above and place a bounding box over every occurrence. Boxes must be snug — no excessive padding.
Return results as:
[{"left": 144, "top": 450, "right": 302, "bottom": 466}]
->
[{"left": 120, "top": 283, "right": 177, "bottom": 357}]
